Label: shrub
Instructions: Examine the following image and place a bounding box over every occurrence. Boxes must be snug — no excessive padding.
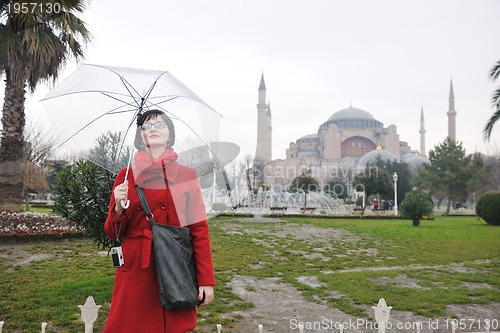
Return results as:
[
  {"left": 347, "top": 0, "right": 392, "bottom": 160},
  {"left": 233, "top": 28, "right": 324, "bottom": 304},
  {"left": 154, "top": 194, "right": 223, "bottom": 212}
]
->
[
  {"left": 52, "top": 160, "right": 115, "bottom": 249},
  {"left": 475, "top": 190, "right": 500, "bottom": 226},
  {"left": 212, "top": 202, "right": 228, "bottom": 213},
  {"left": 400, "top": 190, "right": 433, "bottom": 227}
]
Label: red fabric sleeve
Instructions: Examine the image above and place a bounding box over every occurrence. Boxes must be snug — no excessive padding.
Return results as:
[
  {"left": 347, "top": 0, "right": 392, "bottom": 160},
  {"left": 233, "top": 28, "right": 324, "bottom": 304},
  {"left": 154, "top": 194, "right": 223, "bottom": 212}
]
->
[{"left": 189, "top": 219, "right": 216, "bottom": 286}]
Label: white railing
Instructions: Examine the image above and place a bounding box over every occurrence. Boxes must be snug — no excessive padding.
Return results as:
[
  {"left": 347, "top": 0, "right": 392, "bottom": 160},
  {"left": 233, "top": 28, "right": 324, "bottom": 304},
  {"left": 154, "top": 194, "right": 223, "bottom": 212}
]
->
[{"left": 0, "top": 297, "right": 497, "bottom": 333}]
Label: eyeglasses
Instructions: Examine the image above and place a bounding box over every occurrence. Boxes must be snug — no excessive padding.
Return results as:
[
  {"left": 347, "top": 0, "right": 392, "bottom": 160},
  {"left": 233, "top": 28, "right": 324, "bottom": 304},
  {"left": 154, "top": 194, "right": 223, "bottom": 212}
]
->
[{"left": 141, "top": 121, "right": 167, "bottom": 130}]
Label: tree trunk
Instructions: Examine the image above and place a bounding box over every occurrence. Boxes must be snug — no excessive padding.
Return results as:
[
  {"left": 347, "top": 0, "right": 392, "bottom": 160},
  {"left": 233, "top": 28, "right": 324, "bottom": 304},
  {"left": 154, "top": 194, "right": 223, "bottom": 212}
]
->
[
  {"left": 0, "top": 72, "right": 27, "bottom": 212},
  {"left": 25, "top": 192, "right": 30, "bottom": 212},
  {"left": 445, "top": 195, "right": 452, "bottom": 215}
]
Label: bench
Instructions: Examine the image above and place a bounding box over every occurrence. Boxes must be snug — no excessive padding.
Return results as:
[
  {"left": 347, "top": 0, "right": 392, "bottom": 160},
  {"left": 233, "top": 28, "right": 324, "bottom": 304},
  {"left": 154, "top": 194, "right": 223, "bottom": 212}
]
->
[
  {"left": 300, "top": 207, "right": 316, "bottom": 214},
  {"left": 270, "top": 206, "right": 288, "bottom": 214}
]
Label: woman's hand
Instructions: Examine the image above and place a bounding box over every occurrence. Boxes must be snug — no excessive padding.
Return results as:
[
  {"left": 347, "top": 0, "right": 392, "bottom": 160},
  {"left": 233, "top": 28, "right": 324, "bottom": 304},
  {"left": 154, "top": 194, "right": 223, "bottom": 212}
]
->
[
  {"left": 114, "top": 181, "right": 128, "bottom": 216},
  {"left": 198, "top": 286, "right": 214, "bottom": 306}
]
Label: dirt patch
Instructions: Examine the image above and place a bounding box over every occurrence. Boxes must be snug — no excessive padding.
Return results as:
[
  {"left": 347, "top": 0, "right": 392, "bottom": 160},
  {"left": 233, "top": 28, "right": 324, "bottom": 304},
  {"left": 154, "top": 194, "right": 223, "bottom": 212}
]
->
[
  {"left": 217, "top": 221, "right": 362, "bottom": 247},
  {"left": 370, "top": 274, "right": 430, "bottom": 290},
  {"left": 226, "top": 275, "right": 367, "bottom": 333},
  {"left": 0, "top": 243, "right": 53, "bottom": 272},
  {"left": 461, "top": 282, "right": 496, "bottom": 291},
  {"left": 225, "top": 275, "right": 500, "bottom": 333}
]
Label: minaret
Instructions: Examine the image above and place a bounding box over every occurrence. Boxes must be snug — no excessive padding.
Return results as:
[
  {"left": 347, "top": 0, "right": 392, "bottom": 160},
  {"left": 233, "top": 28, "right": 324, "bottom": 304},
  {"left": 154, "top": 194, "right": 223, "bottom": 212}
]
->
[
  {"left": 255, "top": 73, "right": 269, "bottom": 164},
  {"left": 266, "top": 101, "right": 272, "bottom": 162},
  {"left": 419, "top": 105, "right": 426, "bottom": 156},
  {"left": 447, "top": 79, "right": 457, "bottom": 141}
]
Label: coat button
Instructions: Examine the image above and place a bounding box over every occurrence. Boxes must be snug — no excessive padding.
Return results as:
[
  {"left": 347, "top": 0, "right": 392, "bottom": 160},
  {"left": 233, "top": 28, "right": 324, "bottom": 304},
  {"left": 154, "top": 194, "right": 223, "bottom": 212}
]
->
[
  {"left": 160, "top": 203, "right": 167, "bottom": 210},
  {"left": 136, "top": 205, "right": 143, "bottom": 211}
]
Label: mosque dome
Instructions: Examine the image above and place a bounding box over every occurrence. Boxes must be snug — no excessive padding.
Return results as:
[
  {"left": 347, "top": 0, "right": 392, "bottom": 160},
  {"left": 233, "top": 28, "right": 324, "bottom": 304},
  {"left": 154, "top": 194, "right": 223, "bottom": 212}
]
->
[
  {"left": 321, "top": 106, "right": 384, "bottom": 129},
  {"left": 328, "top": 107, "right": 375, "bottom": 121},
  {"left": 403, "top": 154, "right": 430, "bottom": 175},
  {"left": 357, "top": 148, "right": 398, "bottom": 167},
  {"left": 298, "top": 133, "right": 318, "bottom": 140}
]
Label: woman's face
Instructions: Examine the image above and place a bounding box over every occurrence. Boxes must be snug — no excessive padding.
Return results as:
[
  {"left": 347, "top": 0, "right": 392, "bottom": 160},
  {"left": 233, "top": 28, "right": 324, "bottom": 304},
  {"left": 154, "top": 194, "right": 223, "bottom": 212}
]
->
[{"left": 140, "top": 115, "right": 170, "bottom": 149}]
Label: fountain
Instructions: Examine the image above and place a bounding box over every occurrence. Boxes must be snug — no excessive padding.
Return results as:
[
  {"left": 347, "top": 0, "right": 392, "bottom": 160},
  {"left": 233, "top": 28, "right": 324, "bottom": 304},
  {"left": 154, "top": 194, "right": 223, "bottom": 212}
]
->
[{"left": 202, "top": 182, "right": 348, "bottom": 215}]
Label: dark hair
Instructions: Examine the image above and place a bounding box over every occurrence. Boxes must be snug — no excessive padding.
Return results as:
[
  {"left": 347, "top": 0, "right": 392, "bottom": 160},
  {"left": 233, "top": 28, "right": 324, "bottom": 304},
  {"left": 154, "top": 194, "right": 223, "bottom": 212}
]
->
[{"left": 134, "top": 109, "right": 176, "bottom": 150}]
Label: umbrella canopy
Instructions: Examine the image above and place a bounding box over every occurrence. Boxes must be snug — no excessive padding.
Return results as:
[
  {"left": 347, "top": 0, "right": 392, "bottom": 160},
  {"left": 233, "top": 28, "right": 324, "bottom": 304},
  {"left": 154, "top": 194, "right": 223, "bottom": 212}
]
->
[
  {"left": 41, "top": 64, "right": 225, "bottom": 172},
  {"left": 42, "top": 64, "right": 240, "bottom": 213}
]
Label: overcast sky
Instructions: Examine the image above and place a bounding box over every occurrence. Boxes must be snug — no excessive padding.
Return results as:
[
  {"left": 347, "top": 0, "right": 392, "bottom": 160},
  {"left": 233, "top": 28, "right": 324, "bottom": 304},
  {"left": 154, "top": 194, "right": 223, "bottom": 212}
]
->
[{"left": 12, "top": 0, "right": 500, "bottom": 161}]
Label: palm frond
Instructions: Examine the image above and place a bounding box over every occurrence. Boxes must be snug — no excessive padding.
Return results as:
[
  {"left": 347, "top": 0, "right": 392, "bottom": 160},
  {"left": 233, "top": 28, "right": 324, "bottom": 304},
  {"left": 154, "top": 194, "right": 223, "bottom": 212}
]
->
[
  {"left": 489, "top": 60, "right": 500, "bottom": 81},
  {"left": 484, "top": 106, "right": 500, "bottom": 141},
  {"left": 492, "top": 87, "right": 500, "bottom": 106},
  {"left": 485, "top": 60, "right": 500, "bottom": 141}
]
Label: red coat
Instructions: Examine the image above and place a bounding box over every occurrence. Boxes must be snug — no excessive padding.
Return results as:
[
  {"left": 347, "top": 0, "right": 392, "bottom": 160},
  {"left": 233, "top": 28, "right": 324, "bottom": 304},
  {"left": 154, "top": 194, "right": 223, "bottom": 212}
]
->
[{"left": 103, "top": 164, "right": 215, "bottom": 333}]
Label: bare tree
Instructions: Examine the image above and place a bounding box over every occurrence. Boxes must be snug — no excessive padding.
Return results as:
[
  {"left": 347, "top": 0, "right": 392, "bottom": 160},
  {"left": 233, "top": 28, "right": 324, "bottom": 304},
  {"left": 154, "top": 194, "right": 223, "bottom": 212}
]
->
[
  {"left": 23, "top": 162, "right": 49, "bottom": 211},
  {"left": 20, "top": 117, "right": 56, "bottom": 211},
  {"left": 23, "top": 117, "right": 56, "bottom": 165},
  {"left": 243, "top": 154, "right": 254, "bottom": 193},
  {"left": 486, "top": 155, "right": 500, "bottom": 190}
]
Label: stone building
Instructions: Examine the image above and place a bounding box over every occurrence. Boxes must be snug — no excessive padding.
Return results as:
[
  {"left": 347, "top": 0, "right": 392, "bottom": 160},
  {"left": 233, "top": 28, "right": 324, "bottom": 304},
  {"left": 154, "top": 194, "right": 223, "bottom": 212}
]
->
[{"left": 252, "top": 76, "right": 453, "bottom": 190}]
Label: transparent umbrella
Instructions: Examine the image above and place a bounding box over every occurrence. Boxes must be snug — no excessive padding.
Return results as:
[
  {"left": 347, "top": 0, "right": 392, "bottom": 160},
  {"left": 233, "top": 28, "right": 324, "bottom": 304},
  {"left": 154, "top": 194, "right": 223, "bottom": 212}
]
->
[{"left": 41, "top": 64, "right": 239, "bottom": 211}]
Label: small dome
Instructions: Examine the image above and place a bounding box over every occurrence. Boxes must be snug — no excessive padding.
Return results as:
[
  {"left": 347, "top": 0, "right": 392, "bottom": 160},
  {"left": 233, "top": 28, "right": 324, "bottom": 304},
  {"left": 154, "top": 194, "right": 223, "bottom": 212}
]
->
[
  {"left": 403, "top": 154, "right": 430, "bottom": 175},
  {"left": 299, "top": 133, "right": 318, "bottom": 140},
  {"left": 357, "top": 149, "right": 398, "bottom": 167},
  {"left": 322, "top": 106, "right": 383, "bottom": 129}
]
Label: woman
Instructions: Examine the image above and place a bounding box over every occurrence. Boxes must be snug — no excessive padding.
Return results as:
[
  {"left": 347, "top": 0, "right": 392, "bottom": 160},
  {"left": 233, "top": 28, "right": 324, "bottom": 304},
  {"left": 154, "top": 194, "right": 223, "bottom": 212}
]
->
[{"left": 103, "top": 109, "right": 215, "bottom": 333}]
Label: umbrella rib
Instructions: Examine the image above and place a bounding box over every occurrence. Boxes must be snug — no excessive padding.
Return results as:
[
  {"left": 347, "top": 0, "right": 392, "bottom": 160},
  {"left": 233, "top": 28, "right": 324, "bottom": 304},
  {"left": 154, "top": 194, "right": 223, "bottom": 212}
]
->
[
  {"left": 139, "top": 96, "right": 180, "bottom": 110},
  {"left": 98, "top": 91, "right": 144, "bottom": 112},
  {"left": 139, "top": 77, "right": 159, "bottom": 112},
  {"left": 118, "top": 77, "right": 146, "bottom": 112},
  {"left": 56, "top": 106, "right": 137, "bottom": 147},
  {"left": 40, "top": 89, "right": 136, "bottom": 101}
]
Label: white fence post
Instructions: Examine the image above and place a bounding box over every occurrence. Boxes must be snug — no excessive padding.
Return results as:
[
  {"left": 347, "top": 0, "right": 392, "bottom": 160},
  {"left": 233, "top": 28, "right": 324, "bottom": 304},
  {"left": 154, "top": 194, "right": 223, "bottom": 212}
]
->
[
  {"left": 78, "top": 296, "right": 102, "bottom": 333},
  {"left": 372, "top": 298, "right": 392, "bottom": 333}
]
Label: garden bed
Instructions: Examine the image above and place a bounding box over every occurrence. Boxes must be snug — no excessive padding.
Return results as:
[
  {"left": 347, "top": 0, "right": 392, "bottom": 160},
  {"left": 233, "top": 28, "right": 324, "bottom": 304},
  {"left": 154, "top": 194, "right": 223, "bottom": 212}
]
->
[{"left": 0, "top": 211, "right": 85, "bottom": 242}]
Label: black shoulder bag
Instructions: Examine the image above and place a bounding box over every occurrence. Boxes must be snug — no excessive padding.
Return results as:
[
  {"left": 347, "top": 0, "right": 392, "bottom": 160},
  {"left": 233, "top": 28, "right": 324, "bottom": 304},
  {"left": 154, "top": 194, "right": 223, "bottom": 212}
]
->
[{"left": 136, "top": 185, "right": 202, "bottom": 309}]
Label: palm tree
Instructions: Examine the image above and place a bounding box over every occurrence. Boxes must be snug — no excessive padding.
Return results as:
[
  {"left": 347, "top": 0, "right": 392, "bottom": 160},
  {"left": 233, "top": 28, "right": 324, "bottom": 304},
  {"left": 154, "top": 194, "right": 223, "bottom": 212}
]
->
[
  {"left": 0, "top": 0, "right": 91, "bottom": 211},
  {"left": 484, "top": 60, "right": 500, "bottom": 140}
]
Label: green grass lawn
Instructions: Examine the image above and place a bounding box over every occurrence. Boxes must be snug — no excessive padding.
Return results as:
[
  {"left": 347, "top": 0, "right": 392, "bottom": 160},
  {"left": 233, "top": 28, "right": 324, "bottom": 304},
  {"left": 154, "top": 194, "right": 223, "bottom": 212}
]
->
[{"left": 0, "top": 215, "right": 498, "bottom": 332}]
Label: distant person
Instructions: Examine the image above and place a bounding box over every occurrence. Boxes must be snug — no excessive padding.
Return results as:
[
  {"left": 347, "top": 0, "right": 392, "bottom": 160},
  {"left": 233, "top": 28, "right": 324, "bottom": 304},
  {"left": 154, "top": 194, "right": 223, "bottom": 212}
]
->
[
  {"left": 373, "top": 198, "right": 379, "bottom": 211},
  {"left": 383, "top": 200, "right": 390, "bottom": 211}
]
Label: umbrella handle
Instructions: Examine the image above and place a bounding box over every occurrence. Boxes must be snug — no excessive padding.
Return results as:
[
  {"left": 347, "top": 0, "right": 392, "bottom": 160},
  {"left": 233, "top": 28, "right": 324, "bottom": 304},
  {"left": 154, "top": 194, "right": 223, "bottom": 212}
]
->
[{"left": 120, "top": 200, "right": 130, "bottom": 209}]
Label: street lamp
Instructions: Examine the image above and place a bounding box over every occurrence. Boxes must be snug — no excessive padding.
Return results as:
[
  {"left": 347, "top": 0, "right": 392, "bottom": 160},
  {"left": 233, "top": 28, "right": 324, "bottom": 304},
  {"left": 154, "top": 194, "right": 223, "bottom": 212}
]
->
[{"left": 393, "top": 172, "right": 398, "bottom": 216}]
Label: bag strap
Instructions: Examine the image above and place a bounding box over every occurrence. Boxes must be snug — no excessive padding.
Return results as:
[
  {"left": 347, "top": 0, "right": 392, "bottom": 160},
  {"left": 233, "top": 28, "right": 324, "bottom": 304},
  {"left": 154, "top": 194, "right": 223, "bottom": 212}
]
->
[{"left": 136, "top": 185, "right": 156, "bottom": 226}]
